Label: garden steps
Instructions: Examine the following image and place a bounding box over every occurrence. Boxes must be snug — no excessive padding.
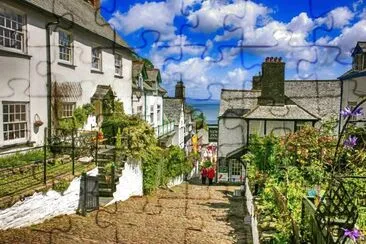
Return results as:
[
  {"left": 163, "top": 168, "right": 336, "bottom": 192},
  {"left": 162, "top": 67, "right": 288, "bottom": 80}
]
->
[{"left": 96, "top": 149, "right": 123, "bottom": 198}]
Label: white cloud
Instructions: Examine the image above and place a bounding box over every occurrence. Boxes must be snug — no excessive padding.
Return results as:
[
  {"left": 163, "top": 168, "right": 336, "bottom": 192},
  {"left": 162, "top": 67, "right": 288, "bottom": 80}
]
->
[
  {"left": 316, "top": 7, "right": 355, "bottom": 29},
  {"left": 187, "top": 0, "right": 270, "bottom": 33}
]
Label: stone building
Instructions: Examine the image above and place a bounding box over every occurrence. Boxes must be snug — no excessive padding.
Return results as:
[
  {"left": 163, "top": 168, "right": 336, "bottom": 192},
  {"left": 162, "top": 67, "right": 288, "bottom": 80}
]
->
[{"left": 218, "top": 57, "right": 341, "bottom": 182}]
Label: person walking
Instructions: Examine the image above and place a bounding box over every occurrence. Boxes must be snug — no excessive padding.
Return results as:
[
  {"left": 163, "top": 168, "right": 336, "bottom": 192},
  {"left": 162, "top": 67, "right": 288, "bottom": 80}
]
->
[
  {"left": 207, "top": 167, "right": 215, "bottom": 186},
  {"left": 201, "top": 167, "right": 208, "bottom": 185}
]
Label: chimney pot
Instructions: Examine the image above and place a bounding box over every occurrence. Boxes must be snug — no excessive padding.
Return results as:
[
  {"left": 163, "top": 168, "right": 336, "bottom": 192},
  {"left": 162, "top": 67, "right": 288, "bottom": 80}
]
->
[{"left": 265, "top": 57, "right": 269, "bottom": 62}]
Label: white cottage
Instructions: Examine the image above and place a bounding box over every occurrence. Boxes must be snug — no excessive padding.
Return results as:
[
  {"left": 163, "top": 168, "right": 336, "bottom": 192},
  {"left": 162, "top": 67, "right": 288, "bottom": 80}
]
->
[
  {"left": 0, "top": 0, "right": 133, "bottom": 149},
  {"left": 339, "top": 41, "right": 366, "bottom": 130}
]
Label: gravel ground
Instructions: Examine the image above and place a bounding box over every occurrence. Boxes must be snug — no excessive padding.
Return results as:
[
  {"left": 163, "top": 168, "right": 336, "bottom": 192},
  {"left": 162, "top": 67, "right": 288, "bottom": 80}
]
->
[{"left": 0, "top": 178, "right": 253, "bottom": 244}]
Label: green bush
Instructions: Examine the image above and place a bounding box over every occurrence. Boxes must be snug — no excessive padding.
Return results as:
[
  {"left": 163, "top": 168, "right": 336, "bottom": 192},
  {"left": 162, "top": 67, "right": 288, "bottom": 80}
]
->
[
  {"left": 0, "top": 149, "right": 44, "bottom": 168},
  {"left": 52, "top": 178, "right": 70, "bottom": 194}
]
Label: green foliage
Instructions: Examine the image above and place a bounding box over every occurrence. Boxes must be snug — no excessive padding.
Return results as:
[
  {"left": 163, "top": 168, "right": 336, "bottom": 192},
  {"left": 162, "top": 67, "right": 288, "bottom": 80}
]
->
[
  {"left": 0, "top": 149, "right": 44, "bottom": 168},
  {"left": 58, "top": 103, "right": 94, "bottom": 132},
  {"left": 52, "top": 178, "right": 70, "bottom": 193},
  {"left": 244, "top": 126, "right": 339, "bottom": 242},
  {"left": 103, "top": 162, "right": 114, "bottom": 176},
  {"left": 202, "top": 160, "right": 212, "bottom": 168},
  {"left": 142, "top": 146, "right": 191, "bottom": 194}
]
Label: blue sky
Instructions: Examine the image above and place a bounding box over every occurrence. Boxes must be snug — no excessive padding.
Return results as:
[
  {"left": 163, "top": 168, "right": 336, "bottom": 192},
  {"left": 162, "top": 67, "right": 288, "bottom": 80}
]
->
[{"left": 101, "top": 0, "right": 366, "bottom": 100}]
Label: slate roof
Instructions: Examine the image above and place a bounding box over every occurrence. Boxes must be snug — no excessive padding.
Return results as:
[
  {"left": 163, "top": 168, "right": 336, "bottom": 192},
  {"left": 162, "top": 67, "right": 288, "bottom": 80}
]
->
[
  {"left": 132, "top": 61, "right": 145, "bottom": 79},
  {"left": 243, "top": 105, "right": 319, "bottom": 120},
  {"left": 163, "top": 98, "right": 183, "bottom": 124},
  {"left": 91, "top": 85, "right": 114, "bottom": 100},
  {"left": 220, "top": 109, "right": 250, "bottom": 118},
  {"left": 338, "top": 69, "right": 366, "bottom": 80},
  {"left": 219, "top": 80, "right": 341, "bottom": 122},
  {"left": 284, "top": 80, "right": 341, "bottom": 120},
  {"left": 22, "top": 0, "right": 129, "bottom": 49},
  {"left": 146, "top": 70, "right": 159, "bottom": 82},
  {"left": 219, "top": 89, "right": 261, "bottom": 116}
]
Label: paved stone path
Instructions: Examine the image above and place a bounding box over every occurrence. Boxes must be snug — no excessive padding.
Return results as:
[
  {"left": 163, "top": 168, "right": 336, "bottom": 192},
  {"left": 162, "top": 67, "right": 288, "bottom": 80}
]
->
[{"left": 0, "top": 178, "right": 253, "bottom": 244}]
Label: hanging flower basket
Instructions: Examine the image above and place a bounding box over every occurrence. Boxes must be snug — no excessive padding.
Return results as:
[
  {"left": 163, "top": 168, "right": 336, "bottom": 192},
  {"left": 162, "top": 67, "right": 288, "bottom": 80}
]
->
[
  {"left": 34, "top": 114, "right": 43, "bottom": 127},
  {"left": 34, "top": 120, "right": 44, "bottom": 127}
]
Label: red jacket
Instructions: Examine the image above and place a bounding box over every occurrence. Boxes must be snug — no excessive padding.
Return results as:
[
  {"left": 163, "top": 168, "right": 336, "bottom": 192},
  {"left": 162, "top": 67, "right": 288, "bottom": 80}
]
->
[
  {"left": 207, "top": 168, "right": 215, "bottom": 179},
  {"left": 201, "top": 168, "right": 208, "bottom": 177}
]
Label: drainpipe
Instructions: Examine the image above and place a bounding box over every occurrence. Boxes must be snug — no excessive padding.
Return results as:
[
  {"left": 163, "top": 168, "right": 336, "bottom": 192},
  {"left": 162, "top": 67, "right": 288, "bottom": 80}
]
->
[
  {"left": 46, "top": 20, "right": 60, "bottom": 139},
  {"left": 338, "top": 79, "right": 344, "bottom": 136},
  {"left": 144, "top": 92, "right": 147, "bottom": 121}
]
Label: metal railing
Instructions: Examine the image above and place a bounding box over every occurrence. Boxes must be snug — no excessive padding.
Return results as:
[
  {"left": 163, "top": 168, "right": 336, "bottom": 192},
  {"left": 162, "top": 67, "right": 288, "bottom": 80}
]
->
[{"left": 154, "top": 122, "right": 175, "bottom": 138}]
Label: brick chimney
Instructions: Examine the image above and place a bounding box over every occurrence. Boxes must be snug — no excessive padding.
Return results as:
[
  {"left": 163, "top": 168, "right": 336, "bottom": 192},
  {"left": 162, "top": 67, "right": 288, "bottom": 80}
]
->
[
  {"left": 258, "top": 57, "right": 285, "bottom": 105},
  {"left": 175, "top": 80, "right": 185, "bottom": 99},
  {"left": 86, "top": 0, "right": 100, "bottom": 9}
]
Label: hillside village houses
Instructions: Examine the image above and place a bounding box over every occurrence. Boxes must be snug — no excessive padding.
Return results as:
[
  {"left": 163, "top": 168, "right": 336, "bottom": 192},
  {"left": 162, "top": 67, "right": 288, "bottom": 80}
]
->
[
  {"left": 218, "top": 57, "right": 342, "bottom": 182},
  {"left": 0, "top": 0, "right": 194, "bottom": 151}
]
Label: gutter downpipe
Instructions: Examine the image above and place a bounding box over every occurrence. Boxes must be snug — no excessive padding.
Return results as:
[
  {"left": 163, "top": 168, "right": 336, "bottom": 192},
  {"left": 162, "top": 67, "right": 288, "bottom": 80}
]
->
[
  {"left": 338, "top": 78, "right": 344, "bottom": 136},
  {"left": 46, "top": 20, "right": 60, "bottom": 139}
]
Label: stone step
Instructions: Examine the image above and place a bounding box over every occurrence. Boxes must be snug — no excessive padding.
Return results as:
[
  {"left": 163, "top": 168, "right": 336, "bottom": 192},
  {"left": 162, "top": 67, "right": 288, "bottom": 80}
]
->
[{"left": 99, "top": 188, "right": 113, "bottom": 197}]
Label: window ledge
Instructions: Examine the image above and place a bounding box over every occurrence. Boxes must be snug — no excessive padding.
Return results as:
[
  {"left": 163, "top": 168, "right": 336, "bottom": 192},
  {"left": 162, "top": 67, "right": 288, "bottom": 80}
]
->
[
  {"left": 0, "top": 48, "right": 32, "bottom": 59},
  {"left": 58, "top": 61, "right": 76, "bottom": 69},
  {"left": 114, "top": 74, "right": 124, "bottom": 79},
  {"left": 0, "top": 141, "right": 36, "bottom": 153},
  {"left": 91, "top": 69, "right": 104, "bottom": 74}
]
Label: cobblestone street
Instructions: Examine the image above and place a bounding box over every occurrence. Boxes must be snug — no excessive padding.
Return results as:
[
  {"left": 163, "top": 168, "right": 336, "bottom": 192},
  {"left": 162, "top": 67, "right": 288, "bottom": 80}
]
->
[{"left": 0, "top": 179, "right": 253, "bottom": 244}]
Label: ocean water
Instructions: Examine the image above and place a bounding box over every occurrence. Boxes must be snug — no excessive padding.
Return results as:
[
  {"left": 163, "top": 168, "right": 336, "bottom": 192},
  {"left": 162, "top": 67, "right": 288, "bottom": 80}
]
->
[{"left": 188, "top": 103, "right": 220, "bottom": 124}]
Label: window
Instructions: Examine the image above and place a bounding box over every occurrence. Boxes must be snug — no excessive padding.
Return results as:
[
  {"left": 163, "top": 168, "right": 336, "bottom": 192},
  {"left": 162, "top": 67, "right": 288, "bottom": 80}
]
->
[
  {"left": 353, "top": 54, "right": 364, "bottom": 71},
  {"left": 3, "top": 102, "right": 27, "bottom": 141},
  {"left": 150, "top": 105, "right": 154, "bottom": 124},
  {"left": 91, "top": 48, "right": 102, "bottom": 70},
  {"left": 59, "top": 30, "right": 72, "bottom": 62},
  {"left": 114, "top": 54, "right": 122, "bottom": 76},
  {"left": 157, "top": 105, "right": 161, "bottom": 123},
  {"left": 295, "top": 121, "right": 312, "bottom": 132},
  {"left": 230, "top": 160, "right": 242, "bottom": 176},
  {"left": 62, "top": 103, "right": 75, "bottom": 118},
  {"left": 0, "top": 10, "right": 24, "bottom": 51}
]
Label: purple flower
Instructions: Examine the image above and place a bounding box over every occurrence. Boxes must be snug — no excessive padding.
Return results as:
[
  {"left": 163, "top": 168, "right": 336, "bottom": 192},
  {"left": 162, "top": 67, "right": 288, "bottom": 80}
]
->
[
  {"left": 343, "top": 228, "right": 363, "bottom": 241},
  {"left": 353, "top": 107, "right": 364, "bottom": 117},
  {"left": 344, "top": 136, "right": 358, "bottom": 149},
  {"left": 341, "top": 106, "right": 364, "bottom": 118},
  {"left": 341, "top": 106, "right": 353, "bottom": 118}
]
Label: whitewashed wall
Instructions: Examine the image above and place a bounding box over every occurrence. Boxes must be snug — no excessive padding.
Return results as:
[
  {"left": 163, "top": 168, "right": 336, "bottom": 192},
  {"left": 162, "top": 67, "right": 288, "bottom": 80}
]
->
[
  {"left": 218, "top": 118, "right": 246, "bottom": 158},
  {"left": 145, "top": 94, "right": 163, "bottom": 127},
  {"left": 245, "top": 176, "right": 260, "bottom": 244},
  {"left": 341, "top": 76, "right": 366, "bottom": 129},
  {"left": 0, "top": 167, "right": 98, "bottom": 230},
  {"left": 106, "top": 160, "right": 143, "bottom": 205},
  {"left": 0, "top": 0, "right": 133, "bottom": 148}
]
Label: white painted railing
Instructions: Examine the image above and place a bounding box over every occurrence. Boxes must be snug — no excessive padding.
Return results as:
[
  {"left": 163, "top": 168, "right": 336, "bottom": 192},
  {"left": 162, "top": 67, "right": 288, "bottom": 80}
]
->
[{"left": 154, "top": 122, "right": 175, "bottom": 138}]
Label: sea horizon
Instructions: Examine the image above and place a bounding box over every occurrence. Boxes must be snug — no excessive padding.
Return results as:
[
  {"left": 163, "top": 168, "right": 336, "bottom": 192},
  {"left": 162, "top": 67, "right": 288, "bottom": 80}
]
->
[{"left": 187, "top": 99, "right": 220, "bottom": 125}]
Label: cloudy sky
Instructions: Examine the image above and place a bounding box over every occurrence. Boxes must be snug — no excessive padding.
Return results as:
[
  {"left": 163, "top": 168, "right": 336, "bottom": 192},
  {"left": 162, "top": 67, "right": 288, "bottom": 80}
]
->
[{"left": 101, "top": 0, "right": 366, "bottom": 100}]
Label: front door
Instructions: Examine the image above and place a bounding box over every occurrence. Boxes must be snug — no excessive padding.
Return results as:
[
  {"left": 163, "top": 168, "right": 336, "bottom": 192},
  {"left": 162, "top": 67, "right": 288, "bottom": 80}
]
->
[{"left": 229, "top": 159, "right": 243, "bottom": 182}]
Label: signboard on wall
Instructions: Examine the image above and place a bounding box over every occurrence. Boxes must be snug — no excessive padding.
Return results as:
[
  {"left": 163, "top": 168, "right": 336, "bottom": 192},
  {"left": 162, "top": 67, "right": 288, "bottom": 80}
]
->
[{"left": 208, "top": 125, "right": 218, "bottom": 142}]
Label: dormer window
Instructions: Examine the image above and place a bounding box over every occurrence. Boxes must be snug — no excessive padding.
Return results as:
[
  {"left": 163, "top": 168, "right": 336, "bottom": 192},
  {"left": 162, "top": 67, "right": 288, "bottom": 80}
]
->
[{"left": 353, "top": 53, "right": 365, "bottom": 71}]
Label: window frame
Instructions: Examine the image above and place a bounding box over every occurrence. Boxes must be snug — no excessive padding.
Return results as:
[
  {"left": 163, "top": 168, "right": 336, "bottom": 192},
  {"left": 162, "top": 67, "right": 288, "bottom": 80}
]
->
[
  {"left": 91, "top": 47, "right": 102, "bottom": 71},
  {"left": 0, "top": 5, "right": 26, "bottom": 53},
  {"left": 157, "top": 104, "right": 161, "bottom": 123},
  {"left": 150, "top": 105, "right": 154, "bottom": 124},
  {"left": 58, "top": 29, "right": 73, "bottom": 63},
  {"left": 2, "top": 101, "right": 29, "bottom": 144},
  {"left": 114, "top": 53, "right": 123, "bottom": 76},
  {"left": 61, "top": 102, "right": 76, "bottom": 118},
  {"left": 295, "top": 121, "right": 312, "bottom": 132}
]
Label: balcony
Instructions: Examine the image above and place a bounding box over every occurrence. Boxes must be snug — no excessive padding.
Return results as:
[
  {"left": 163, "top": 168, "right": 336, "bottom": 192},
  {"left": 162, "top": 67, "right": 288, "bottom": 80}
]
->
[{"left": 154, "top": 122, "right": 175, "bottom": 138}]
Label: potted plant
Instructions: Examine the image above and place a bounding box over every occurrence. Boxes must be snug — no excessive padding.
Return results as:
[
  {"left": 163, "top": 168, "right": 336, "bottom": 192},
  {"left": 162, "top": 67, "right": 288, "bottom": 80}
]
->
[
  {"left": 33, "top": 114, "right": 43, "bottom": 127},
  {"left": 103, "top": 162, "right": 114, "bottom": 184}
]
